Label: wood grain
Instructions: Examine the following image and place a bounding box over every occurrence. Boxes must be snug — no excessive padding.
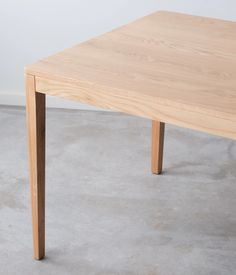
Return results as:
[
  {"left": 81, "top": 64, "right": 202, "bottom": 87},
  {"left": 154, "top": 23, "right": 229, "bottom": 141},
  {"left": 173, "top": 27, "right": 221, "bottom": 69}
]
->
[
  {"left": 24, "top": 11, "right": 236, "bottom": 260},
  {"left": 152, "top": 121, "right": 165, "bottom": 174},
  {"left": 35, "top": 76, "right": 236, "bottom": 139},
  {"left": 25, "top": 11, "right": 236, "bottom": 140},
  {"left": 25, "top": 74, "right": 46, "bottom": 260}
]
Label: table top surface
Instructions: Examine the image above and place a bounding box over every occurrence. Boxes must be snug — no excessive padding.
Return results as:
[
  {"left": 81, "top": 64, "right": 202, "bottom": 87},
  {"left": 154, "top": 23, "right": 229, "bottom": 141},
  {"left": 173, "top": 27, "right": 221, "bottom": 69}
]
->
[{"left": 26, "top": 11, "right": 236, "bottom": 121}]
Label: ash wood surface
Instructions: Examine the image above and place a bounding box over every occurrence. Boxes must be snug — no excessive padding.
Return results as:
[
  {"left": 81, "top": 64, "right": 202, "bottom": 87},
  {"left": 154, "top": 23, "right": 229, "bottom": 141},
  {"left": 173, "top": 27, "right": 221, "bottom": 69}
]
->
[
  {"left": 152, "top": 121, "right": 165, "bottom": 174},
  {"left": 25, "top": 10, "right": 236, "bottom": 261},
  {"left": 25, "top": 11, "right": 236, "bottom": 139},
  {"left": 26, "top": 74, "right": 46, "bottom": 260}
]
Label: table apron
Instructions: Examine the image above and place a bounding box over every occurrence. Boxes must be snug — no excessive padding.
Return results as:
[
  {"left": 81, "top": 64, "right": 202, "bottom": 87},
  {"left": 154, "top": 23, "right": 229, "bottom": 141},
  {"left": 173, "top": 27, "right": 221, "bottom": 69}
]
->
[{"left": 35, "top": 76, "right": 236, "bottom": 140}]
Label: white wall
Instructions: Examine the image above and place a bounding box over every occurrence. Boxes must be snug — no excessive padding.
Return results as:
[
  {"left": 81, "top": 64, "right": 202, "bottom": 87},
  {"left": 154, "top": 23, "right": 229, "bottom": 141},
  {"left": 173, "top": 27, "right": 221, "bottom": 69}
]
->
[{"left": 0, "top": 0, "right": 235, "bottom": 110}]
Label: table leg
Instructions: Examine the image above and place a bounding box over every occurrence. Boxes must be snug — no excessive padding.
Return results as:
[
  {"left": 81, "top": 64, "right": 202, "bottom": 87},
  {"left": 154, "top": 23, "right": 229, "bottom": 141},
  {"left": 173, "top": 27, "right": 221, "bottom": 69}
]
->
[
  {"left": 26, "top": 74, "right": 46, "bottom": 260},
  {"left": 151, "top": 120, "right": 165, "bottom": 174}
]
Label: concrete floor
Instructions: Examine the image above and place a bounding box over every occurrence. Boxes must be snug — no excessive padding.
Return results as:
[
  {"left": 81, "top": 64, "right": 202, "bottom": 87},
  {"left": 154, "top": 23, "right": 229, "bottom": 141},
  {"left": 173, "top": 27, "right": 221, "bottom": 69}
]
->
[{"left": 0, "top": 105, "right": 236, "bottom": 275}]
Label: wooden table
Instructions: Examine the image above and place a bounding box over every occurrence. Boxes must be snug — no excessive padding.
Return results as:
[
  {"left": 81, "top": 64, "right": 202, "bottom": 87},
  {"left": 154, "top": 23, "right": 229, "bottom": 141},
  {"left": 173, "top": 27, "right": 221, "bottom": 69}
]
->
[{"left": 25, "top": 11, "right": 236, "bottom": 260}]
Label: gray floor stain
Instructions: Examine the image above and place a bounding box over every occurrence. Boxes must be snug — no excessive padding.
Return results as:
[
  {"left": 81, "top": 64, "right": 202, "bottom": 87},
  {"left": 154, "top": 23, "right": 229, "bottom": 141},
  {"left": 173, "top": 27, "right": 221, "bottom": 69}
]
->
[{"left": 0, "top": 190, "right": 25, "bottom": 210}]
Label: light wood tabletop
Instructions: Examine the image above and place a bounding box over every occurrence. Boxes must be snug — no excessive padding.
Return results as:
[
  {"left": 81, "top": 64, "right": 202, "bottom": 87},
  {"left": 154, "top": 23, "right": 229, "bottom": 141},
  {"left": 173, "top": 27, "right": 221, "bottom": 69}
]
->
[
  {"left": 26, "top": 11, "right": 236, "bottom": 139},
  {"left": 25, "top": 11, "right": 236, "bottom": 260}
]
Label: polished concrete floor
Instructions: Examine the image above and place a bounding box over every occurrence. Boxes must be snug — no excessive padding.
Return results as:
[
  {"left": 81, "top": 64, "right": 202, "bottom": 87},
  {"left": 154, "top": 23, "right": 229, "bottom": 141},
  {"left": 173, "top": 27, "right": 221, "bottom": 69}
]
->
[{"left": 0, "top": 105, "right": 236, "bottom": 275}]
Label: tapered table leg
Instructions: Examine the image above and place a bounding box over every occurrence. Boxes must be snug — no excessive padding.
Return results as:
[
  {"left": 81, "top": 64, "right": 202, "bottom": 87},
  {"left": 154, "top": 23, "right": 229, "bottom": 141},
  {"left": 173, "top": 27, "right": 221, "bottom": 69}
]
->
[
  {"left": 151, "top": 120, "right": 165, "bottom": 174},
  {"left": 26, "top": 74, "right": 46, "bottom": 260}
]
